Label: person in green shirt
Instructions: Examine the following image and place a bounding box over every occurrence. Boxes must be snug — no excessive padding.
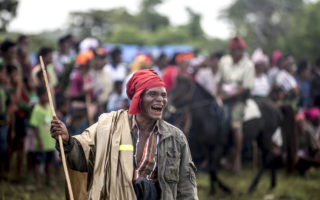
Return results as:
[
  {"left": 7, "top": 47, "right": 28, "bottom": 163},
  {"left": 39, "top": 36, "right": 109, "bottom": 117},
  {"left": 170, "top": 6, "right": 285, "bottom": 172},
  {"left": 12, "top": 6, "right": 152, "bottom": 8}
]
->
[{"left": 30, "top": 87, "right": 55, "bottom": 185}]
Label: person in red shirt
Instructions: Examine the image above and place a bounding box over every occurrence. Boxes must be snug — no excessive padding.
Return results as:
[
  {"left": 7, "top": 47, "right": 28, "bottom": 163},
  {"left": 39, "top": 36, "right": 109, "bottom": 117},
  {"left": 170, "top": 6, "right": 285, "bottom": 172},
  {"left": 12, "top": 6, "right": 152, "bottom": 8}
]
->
[{"left": 162, "top": 52, "right": 194, "bottom": 92}]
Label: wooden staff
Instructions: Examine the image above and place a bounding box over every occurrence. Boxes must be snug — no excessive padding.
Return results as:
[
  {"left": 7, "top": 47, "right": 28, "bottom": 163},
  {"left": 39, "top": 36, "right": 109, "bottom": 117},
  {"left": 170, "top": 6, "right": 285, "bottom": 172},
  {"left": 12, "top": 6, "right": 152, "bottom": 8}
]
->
[{"left": 40, "top": 56, "right": 74, "bottom": 200}]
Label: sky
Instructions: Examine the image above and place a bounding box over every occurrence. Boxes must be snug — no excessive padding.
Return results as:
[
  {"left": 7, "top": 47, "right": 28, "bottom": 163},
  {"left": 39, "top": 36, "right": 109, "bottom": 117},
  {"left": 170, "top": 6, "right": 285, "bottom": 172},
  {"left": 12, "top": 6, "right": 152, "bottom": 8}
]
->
[{"left": 8, "top": 0, "right": 234, "bottom": 39}]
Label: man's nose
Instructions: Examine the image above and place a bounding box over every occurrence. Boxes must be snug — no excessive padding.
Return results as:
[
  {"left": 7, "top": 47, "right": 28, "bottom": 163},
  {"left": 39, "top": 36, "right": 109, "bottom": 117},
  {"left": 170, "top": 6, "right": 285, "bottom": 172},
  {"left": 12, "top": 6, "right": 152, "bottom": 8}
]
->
[{"left": 155, "top": 94, "right": 164, "bottom": 102}]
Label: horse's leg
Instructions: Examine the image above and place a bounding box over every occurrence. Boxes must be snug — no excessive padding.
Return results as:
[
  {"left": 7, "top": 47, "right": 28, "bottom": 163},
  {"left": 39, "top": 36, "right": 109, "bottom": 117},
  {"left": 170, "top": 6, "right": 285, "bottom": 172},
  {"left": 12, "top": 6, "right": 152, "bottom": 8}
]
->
[
  {"left": 216, "top": 175, "right": 232, "bottom": 194},
  {"left": 209, "top": 145, "right": 232, "bottom": 195},
  {"left": 248, "top": 165, "right": 265, "bottom": 193},
  {"left": 209, "top": 170, "right": 217, "bottom": 195},
  {"left": 269, "top": 164, "right": 276, "bottom": 190},
  {"left": 248, "top": 133, "right": 269, "bottom": 193}
]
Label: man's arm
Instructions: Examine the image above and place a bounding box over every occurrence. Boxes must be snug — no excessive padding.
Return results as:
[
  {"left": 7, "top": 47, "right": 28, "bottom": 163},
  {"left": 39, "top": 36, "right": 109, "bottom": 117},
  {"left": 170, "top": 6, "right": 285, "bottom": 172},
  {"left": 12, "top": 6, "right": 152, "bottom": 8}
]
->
[
  {"left": 220, "top": 87, "right": 249, "bottom": 101},
  {"left": 55, "top": 135, "right": 88, "bottom": 172},
  {"left": 177, "top": 134, "right": 198, "bottom": 200},
  {"left": 51, "top": 117, "right": 92, "bottom": 172}
]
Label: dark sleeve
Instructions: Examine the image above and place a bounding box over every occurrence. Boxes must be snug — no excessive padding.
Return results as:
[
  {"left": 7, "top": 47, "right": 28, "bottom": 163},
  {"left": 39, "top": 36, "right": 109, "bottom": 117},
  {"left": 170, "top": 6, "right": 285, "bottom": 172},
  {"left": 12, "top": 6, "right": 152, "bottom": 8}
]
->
[{"left": 56, "top": 135, "right": 88, "bottom": 172}]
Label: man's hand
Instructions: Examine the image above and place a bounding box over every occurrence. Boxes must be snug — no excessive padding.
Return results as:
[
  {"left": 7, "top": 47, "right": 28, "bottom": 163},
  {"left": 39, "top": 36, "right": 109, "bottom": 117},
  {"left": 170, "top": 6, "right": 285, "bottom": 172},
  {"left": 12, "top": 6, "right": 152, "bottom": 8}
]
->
[{"left": 50, "top": 116, "right": 69, "bottom": 144}]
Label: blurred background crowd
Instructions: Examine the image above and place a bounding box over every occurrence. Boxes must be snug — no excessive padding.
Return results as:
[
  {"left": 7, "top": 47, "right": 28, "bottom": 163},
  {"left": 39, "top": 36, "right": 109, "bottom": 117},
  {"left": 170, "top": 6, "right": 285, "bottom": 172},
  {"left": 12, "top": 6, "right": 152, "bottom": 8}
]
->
[{"left": 0, "top": 0, "right": 320, "bottom": 199}]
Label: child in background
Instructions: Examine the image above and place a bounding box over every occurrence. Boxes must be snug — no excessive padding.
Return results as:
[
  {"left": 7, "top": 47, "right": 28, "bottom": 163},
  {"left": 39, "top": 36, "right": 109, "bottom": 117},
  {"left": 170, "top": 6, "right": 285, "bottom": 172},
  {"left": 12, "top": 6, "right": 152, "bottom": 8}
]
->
[
  {"left": 7, "top": 64, "right": 29, "bottom": 180},
  {"left": 30, "top": 87, "right": 55, "bottom": 186},
  {"left": 0, "top": 64, "right": 12, "bottom": 182},
  {"left": 23, "top": 75, "right": 38, "bottom": 176},
  {"left": 107, "top": 81, "right": 127, "bottom": 111}
]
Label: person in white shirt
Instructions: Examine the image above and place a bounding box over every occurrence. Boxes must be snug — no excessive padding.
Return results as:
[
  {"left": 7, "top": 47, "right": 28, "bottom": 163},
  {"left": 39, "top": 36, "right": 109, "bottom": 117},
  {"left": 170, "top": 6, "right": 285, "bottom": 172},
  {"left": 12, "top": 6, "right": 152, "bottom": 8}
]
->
[
  {"left": 195, "top": 52, "right": 223, "bottom": 97},
  {"left": 251, "top": 48, "right": 271, "bottom": 97},
  {"left": 218, "top": 36, "right": 255, "bottom": 172},
  {"left": 275, "top": 55, "right": 299, "bottom": 97},
  {"left": 104, "top": 48, "right": 128, "bottom": 82}
]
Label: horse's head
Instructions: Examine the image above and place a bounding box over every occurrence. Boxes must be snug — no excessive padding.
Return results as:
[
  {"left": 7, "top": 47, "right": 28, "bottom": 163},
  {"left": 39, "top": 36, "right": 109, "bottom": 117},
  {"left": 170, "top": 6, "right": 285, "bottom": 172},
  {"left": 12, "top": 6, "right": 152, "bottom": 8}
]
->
[{"left": 163, "top": 75, "right": 195, "bottom": 120}]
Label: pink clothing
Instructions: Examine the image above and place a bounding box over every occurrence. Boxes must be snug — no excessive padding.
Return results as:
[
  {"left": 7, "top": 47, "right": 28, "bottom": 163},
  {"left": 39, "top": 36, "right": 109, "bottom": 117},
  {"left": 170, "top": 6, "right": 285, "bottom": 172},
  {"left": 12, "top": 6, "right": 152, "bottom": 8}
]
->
[
  {"left": 304, "top": 108, "right": 320, "bottom": 121},
  {"left": 69, "top": 70, "right": 94, "bottom": 100}
]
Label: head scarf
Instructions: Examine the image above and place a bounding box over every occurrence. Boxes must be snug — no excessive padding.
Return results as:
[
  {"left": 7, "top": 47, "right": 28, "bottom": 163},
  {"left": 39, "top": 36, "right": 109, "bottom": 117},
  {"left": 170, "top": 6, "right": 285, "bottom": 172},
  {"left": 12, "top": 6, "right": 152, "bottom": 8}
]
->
[
  {"left": 126, "top": 69, "right": 165, "bottom": 114},
  {"left": 130, "top": 54, "right": 153, "bottom": 73},
  {"left": 175, "top": 52, "right": 194, "bottom": 64},
  {"left": 272, "top": 50, "right": 282, "bottom": 65},
  {"left": 251, "top": 48, "right": 269, "bottom": 65},
  {"left": 76, "top": 50, "right": 94, "bottom": 65},
  {"left": 304, "top": 107, "right": 320, "bottom": 121},
  {"left": 229, "top": 36, "right": 246, "bottom": 50}
]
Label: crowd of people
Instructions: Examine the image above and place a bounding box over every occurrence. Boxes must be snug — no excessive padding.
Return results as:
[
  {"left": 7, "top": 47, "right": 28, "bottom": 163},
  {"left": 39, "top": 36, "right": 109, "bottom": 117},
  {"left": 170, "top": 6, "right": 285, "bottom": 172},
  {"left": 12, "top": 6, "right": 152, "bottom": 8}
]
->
[{"left": 0, "top": 33, "right": 319, "bottom": 188}]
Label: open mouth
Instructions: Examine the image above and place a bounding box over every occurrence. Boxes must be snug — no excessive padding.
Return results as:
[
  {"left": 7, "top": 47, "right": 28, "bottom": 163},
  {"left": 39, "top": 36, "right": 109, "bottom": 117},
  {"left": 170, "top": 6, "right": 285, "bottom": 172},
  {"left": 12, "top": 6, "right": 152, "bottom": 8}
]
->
[{"left": 151, "top": 105, "right": 163, "bottom": 113}]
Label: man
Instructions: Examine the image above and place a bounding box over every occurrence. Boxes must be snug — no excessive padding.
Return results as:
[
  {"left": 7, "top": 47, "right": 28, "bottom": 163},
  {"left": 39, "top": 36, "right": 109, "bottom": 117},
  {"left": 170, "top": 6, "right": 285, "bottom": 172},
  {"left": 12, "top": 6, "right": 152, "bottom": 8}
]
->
[
  {"left": 50, "top": 69, "right": 198, "bottom": 200},
  {"left": 52, "top": 36, "right": 76, "bottom": 78},
  {"left": 162, "top": 52, "right": 194, "bottom": 92},
  {"left": 195, "top": 52, "right": 223, "bottom": 97},
  {"left": 218, "top": 36, "right": 255, "bottom": 172},
  {"left": 275, "top": 55, "right": 299, "bottom": 107},
  {"left": 104, "top": 47, "right": 127, "bottom": 82},
  {"left": 0, "top": 40, "right": 21, "bottom": 74}
]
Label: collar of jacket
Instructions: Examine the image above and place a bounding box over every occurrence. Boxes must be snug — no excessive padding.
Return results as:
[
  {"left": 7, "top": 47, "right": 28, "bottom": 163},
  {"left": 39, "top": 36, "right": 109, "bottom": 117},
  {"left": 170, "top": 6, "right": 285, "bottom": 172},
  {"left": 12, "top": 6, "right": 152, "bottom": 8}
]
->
[{"left": 128, "top": 112, "right": 174, "bottom": 143}]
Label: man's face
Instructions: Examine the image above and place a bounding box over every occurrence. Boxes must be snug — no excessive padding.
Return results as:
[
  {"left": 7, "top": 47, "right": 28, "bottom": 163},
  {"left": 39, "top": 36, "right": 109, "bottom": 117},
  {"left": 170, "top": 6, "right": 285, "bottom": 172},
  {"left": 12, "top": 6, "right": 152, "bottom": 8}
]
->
[
  {"left": 284, "top": 56, "right": 295, "bottom": 74},
  {"left": 209, "top": 57, "right": 219, "bottom": 73},
  {"left": 178, "top": 59, "right": 191, "bottom": 71},
  {"left": 140, "top": 86, "right": 167, "bottom": 120},
  {"left": 6, "top": 46, "right": 17, "bottom": 61},
  {"left": 230, "top": 48, "right": 244, "bottom": 63},
  {"left": 44, "top": 52, "right": 53, "bottom": 65}
]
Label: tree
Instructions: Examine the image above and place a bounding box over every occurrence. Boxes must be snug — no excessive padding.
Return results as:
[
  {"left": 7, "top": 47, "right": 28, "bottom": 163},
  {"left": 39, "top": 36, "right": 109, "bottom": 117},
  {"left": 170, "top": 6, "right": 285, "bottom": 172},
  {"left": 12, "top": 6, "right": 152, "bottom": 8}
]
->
[
  {"left": 184, "top": 7, "right": 205, "bottom": 40},
  {"left": 139, "top": 0, "right": 169, "bottom": 31},
  {"left": 0, "top": 0, "right": 19, "bottom": 31},
  {"left": 220, "top": 0, "right": 303, "bottom": 52},
  {"left": 278, "top": 1, "right": 320, "bottom": 62},
  {"left": 108, "top": 25, "right": 150, "bottom": 45},
  {"left": 67, "top": 8, "right": 139, "bottom": 41}
]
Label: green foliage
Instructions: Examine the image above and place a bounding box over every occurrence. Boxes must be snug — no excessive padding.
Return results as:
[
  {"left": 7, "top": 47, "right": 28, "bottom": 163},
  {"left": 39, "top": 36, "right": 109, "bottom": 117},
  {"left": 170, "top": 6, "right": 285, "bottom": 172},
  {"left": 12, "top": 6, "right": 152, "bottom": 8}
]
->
[
  {"left": 277, "top": 1, "right": 320, "bottom": 62},
  {"left": 185, "top": 7, "right": 205, "bottom": 40},
  {"left": 67, "top": 8, "right": 140, "bottom": 41},
  {"left": 221, "top": 0, "right": 320, "bottom": 63},
  {"left": 0, "top": 0, "right": 19, "bottom": 31},
  {"left": 151, "top": 26, "right": 191, "bottom": 45},
  {"left": 108, "top": 25, "right": 150, "bottom": 45},
  {"left": 220, "top": 0, "right": 303, "bottom": 51}
]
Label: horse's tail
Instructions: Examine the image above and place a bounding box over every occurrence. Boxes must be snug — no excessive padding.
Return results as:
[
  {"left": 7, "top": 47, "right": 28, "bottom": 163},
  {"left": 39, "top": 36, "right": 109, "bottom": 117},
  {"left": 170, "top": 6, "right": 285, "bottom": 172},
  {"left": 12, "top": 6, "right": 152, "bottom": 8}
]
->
[{"left": 280, "top": 105, "right": 297, "bottom": 173}]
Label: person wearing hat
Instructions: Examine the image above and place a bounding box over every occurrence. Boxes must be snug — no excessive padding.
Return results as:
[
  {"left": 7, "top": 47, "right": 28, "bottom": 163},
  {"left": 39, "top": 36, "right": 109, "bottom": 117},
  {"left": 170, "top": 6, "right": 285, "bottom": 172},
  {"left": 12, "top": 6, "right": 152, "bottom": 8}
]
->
[
  {"left": 217, "top": 36, "right": 255, "bottom": 172},
  {"left": 162, "top": 52, "right": 194, "bottom": 92},
  {"left": 50, "top": 69, "right": 198, "bottom": 200}
]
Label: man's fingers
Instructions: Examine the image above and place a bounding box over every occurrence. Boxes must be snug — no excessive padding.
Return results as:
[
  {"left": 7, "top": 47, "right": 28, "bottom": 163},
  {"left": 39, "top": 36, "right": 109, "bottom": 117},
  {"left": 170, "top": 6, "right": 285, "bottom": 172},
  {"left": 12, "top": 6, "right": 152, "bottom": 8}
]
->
[
  {"left": 51, "top": 127, "right": 62, "bottom": 133},
  {"left": 51, "top": 131, "right": 63, "bottom": 140}
]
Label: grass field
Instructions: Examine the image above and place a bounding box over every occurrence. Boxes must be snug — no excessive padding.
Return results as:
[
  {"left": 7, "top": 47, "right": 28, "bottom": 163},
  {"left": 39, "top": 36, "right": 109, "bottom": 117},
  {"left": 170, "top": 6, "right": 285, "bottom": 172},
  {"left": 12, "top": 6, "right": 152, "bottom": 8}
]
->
[{"left": 1, "top": 167, "right": 320, "bottom": 200}]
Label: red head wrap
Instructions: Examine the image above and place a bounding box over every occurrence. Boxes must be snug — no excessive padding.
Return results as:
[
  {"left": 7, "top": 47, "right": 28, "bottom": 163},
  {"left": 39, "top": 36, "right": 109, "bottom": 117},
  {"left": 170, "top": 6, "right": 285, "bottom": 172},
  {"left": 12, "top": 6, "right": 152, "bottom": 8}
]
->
[
  {"left": 175, "top": 52, "right": 194, "bottom": 64},
  {"left": 126, "top": 69, "right": 165, "bottom": 115},
  {"left": 229, "top": 36, "right": 246, "bottom": 50}
]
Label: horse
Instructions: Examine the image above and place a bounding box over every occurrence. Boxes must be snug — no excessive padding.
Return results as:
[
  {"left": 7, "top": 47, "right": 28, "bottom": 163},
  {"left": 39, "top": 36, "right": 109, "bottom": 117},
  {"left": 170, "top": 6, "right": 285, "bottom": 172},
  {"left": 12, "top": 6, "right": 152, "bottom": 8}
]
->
[{"left": 164, "top": 76, "right": 295, "bottom": 194}]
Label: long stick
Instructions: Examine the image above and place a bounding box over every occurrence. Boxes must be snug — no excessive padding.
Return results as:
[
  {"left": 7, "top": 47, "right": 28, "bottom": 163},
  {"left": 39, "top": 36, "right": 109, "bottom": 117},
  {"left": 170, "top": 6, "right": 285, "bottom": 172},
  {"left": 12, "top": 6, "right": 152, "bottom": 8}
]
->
[{"left": 40, "top": 56, "right": 74, "bottom": 200}]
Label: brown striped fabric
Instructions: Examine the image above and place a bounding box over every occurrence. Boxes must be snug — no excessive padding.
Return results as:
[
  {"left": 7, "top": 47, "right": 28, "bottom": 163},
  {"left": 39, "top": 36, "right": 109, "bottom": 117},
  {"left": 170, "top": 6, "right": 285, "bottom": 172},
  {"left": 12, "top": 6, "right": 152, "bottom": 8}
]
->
[{"left": 131, "top": 116, "right": 161, "bottom": 183}]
